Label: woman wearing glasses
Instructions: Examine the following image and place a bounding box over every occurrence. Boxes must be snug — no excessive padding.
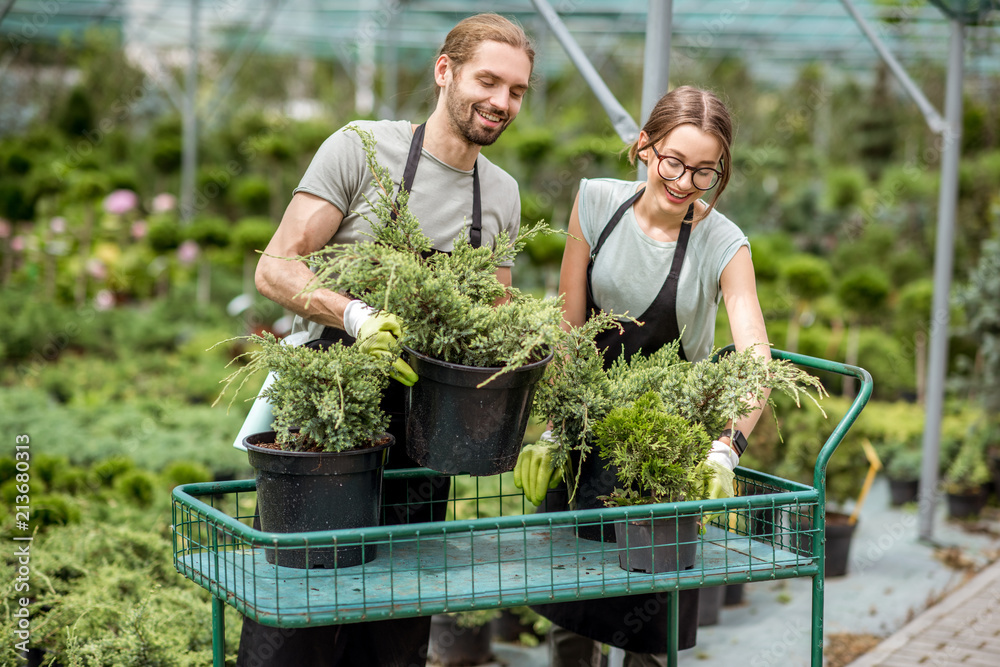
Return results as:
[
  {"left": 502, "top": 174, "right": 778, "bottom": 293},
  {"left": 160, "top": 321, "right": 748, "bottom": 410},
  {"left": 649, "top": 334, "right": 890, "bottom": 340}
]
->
[{"left": 531, "top": 86, "right": 771, "bottom": 666}]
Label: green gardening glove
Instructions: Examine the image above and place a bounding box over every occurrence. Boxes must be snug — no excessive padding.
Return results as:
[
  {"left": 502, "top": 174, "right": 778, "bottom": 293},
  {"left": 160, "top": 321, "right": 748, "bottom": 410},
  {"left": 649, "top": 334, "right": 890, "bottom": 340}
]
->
[
  {"left": 513, "top": 431, "right": 563, "bottom": 506},
  {"left": 698, "top": 457, "right": 736, "bottom": 500},
  {"left": 353, "top": 309, "right": 418, "bottom": 387}
]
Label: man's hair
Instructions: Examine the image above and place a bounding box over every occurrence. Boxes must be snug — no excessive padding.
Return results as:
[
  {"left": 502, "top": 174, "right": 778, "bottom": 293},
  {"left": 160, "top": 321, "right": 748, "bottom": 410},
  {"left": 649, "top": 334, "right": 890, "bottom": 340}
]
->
[
  {"left": 628, "top": 86, "right": 734, "bottom": 217},
  {"left": 435, "top": 13, "right": 534, "bottom": 96}
]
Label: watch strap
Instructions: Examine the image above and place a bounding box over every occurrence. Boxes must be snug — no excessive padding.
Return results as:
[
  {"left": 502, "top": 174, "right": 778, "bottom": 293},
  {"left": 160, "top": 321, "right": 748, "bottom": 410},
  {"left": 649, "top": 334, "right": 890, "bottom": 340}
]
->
[{"left": 720, "top": 428, "right": 748, "bottom": 456}]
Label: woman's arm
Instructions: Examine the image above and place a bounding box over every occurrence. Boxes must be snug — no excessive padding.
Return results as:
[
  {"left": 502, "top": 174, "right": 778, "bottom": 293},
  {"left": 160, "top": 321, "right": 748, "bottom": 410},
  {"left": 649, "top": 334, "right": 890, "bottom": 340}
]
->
[
  {"left": 720, "top": 245, "right": 772, "bottom": 445},
  {"left": 557, "top": 193, "right": 590, "bottom": 331}
]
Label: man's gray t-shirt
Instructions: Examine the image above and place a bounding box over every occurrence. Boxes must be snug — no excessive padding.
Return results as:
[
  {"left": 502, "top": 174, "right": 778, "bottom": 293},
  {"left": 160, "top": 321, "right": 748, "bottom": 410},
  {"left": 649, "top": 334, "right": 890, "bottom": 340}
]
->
[
  {"left": 289, "top": 119, "right": 521, "bottom": 340},
  {"left": 578, "top": 177, "right": 749, "bottom": 362}
]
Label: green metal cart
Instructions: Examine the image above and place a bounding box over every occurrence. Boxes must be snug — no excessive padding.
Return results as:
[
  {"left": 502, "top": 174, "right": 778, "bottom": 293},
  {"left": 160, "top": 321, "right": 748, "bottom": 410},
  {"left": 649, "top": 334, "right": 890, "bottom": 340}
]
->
[{"left": 172, "top": 349, "right": 871, "bottom": 666}]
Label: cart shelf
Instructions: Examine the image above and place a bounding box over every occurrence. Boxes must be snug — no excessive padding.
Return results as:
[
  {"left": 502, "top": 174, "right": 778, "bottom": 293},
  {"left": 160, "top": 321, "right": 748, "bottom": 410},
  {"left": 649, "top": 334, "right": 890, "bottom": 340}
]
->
[{"left": 172, "top": 348, "right": 871, "bottom": 667}]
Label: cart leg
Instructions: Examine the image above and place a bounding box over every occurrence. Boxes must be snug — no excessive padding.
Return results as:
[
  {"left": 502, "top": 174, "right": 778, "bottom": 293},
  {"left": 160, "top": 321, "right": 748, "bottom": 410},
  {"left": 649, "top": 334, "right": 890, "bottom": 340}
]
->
[
  {"left": 811, "top": 573, "right": 824, "bottom": 667},
  {"left": 665, "top": 590, "right": 679, "bottom": 667},
  {"left": 212, "top": 595, "right": 226, "bottom": 667}
]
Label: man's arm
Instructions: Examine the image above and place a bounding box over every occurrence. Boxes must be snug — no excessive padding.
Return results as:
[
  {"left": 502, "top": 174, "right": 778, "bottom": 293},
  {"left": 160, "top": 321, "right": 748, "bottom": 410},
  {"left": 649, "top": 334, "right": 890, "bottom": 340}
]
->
[{"left": 255, "top": 192, "right": 351, "bottom": 330}]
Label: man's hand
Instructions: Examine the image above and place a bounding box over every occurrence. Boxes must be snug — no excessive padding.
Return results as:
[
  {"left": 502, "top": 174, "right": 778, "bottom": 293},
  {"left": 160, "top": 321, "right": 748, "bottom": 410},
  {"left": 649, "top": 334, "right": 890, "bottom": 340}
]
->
[
  {"left": 698, "top": 441, "right": 738, "bottom": 500},
  {"left": 513, "top": 431, "right": 562, "bottom": 506},
  {"left": 346, "top": 300, "right": 418, "bottom": 386}
]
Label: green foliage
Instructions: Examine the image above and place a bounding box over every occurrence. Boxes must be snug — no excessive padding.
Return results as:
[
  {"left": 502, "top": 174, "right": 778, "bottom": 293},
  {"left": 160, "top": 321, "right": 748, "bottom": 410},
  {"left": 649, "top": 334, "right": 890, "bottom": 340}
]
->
[
  {"left": 0, "top": 521, "right": 234, "bottom": 665},
  {"left": 186, "top": 216, "right": 231, "bottom": 249},
  {"left": 58, "top": 87, "right": 95, "bottom": 137},
  {"left": 595, "top": 392, "right": 713, "bottom": 505},
  {"left": 114, "top": 470, "right": 159, "bottom": 508},
  {"left": 537, "top": 330, "right": 827, "bottom": 504},
  {"left": 959, "top": 238, "right": 1000, "bottom": 413},
  {"left": 449, "top": 608, "right": 502, "bottom": 629},
  {"left": 218, "top": 333, "right": 391, "bottom": 452},
  {"left": 151, "top": 137, "right": 183, "bottom": 175},
  {"left": 781, "top": 255, "right": 833, "bottom": 302},
  {"left": 231, "top": 216, "right": 276, "bottom": 254},
  {"left": 884, "top": 441, "right": 924, "bottom": 482},
  {"left": 303, "top": 125, "right": 565, "bottom": 375},
  {"left": 837, "top": 266, "right": 890, "bottom": 323},
  {"left": 146, "top": 214, "right": 182, "bottom": 253},
  {"left": 230, "top": 175, "right": 272, "bottom": 215},
  {"left": 943, "top": 425, "right": 992, "bottom": 494}
]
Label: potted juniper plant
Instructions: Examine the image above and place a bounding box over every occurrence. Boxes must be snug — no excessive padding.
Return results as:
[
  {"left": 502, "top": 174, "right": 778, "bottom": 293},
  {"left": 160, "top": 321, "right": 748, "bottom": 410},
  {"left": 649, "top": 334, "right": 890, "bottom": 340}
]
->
[
  {"left": 300, "top": 126, "right": 565, "bottom": 475},
  {"left": 594, "top": 391, "right": 712, "bottom": 573},
  {"left": 216, "top": 332, "right": 394, "bottom": 569},
  {"left": 535, "top": 335, "right": 826, "bottom": 573}
]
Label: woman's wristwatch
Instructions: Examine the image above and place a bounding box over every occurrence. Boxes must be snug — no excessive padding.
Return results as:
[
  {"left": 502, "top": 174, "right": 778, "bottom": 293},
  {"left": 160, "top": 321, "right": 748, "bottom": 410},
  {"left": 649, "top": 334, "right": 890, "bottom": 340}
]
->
[{"left": 719, "top": 429, "right": 748, "bottom": 456}]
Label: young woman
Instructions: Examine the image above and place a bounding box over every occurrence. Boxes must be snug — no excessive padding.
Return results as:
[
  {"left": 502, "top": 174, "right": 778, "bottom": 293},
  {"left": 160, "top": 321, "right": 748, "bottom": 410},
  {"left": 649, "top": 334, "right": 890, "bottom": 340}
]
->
[{"left": 529, "top": 86, "right": 771, "bottom": 666}]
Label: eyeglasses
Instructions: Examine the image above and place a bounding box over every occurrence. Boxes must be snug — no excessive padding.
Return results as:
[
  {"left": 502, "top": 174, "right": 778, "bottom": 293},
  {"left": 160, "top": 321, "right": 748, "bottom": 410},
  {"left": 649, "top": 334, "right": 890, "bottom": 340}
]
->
[{"left": 649, "top": 146, "right": 722, "bottom": 191}]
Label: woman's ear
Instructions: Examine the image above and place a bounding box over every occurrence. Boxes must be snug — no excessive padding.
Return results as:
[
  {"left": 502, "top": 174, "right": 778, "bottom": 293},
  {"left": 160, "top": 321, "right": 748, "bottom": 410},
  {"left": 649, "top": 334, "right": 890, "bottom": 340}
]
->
[{"left": 636, "top": 130, "right": 650, "bottom": 163}]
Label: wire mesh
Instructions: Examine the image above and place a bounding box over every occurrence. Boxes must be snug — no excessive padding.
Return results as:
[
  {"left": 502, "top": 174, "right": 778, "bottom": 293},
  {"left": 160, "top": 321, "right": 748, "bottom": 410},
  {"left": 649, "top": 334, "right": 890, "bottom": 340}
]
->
[{"left": 172, "top": 468, "right": 820, "bottom": 628}]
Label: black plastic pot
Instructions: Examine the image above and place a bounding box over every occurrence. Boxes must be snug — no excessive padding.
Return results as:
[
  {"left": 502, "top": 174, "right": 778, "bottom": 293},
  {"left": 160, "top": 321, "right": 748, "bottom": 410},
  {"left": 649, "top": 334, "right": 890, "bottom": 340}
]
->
[
  {"left": 723, "top": 582, "right": 745, "bottom": 606},
  {"left": 790, "top": 512, "right": 857, "bottom": 578},
  {"left": 946, "top": 490, "right": 986, "bottom": 520},
  {"left": 428, "top": 614, "right": 494, "bottom": 666},
  {"left": 403, "top": 347, "right": 552, "bottom": 476},
  {"left": 615, "top": 515, "right": 699, "bottom": 574},
  {"left": 492, "top": 608, "right": 537, "bottom": 643},
  {"left": 697, "top": 586, "right": 725, "bottom": 626},
  {"left": 888, "top": 477, "right": 920, "bottom": 506},
  {"left": 245, "top": 431, "right": 394, "bottom": 569}
]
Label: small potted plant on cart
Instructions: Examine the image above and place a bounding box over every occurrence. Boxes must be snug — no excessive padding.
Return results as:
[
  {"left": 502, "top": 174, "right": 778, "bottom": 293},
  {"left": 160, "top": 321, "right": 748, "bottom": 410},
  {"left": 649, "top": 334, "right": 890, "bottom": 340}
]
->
[
  {"left": 532, "top": 335, "right": 827, "bottom": 573},
  {"left": 300, "top": 126, "right": 565, "bottom": 476},
  {"left": 216, "top": 333, "right": 395, "bottom": 569}
]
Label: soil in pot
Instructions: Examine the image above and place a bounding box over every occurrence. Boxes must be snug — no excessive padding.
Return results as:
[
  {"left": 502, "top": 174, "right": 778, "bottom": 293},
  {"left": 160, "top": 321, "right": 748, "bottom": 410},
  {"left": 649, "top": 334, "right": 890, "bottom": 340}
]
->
[
  {"left": 428, "top": 614, "right": 494, "bottom": 666},
  {"left": 245, "top": 431, "right": 394, "bottom": 569},
  {"left": 887, "top": 477, "right": 920, "bottom": 506},
  {"left": 697, "top": 586, "right": 725, "bottom": 626},
  {"left": 403, "top": 347, "right": 552, "bottom": 476},
  {"left": 615, "top": 515, "right": 699, "bottom": 574}
]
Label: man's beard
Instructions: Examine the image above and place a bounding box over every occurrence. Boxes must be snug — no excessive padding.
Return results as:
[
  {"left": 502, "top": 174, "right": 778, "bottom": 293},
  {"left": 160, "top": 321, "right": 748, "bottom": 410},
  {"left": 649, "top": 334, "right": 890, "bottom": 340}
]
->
[{"left": 445, "top": 88, "right": 510, "bottom": 147}]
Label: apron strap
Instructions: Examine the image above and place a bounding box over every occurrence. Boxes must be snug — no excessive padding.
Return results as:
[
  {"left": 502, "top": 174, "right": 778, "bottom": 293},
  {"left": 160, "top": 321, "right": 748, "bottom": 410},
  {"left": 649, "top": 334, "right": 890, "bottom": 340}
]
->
[
  {"left": 586, "top": 187, "right": 644, "bottom": 310},
  {"left": 392, "top": 122, "right": 481, "bottom": 248}
]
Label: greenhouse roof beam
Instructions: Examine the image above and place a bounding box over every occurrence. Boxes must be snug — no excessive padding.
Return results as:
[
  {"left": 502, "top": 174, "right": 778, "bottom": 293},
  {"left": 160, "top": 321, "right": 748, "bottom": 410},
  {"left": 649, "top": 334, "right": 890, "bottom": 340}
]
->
[{"left": 530, "top": 0, "right": 639, "bottom": 144}]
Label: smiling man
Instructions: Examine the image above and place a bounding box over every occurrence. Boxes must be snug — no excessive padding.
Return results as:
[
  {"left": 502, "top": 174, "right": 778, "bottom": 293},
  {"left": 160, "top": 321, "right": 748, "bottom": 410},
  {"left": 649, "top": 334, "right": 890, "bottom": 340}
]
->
[{"left": 237, "top": 13, "right": 534, "bottom": 667}]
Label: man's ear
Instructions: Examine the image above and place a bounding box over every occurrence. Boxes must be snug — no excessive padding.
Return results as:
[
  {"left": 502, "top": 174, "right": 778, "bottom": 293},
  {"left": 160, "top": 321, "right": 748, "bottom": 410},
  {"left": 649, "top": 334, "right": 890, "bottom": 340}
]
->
[{"left": 434, "top": 54, "right": 452, "bottom": 88}]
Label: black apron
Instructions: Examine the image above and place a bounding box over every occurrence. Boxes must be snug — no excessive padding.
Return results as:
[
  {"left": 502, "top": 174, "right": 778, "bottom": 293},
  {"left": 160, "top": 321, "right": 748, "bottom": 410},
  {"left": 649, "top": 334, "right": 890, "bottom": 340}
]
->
[
  {"left": 238, "top": 122, "right": 481, "bottom": 667},
  {"left": 533, "top": 191, "right": 700, "bottom": 654}
]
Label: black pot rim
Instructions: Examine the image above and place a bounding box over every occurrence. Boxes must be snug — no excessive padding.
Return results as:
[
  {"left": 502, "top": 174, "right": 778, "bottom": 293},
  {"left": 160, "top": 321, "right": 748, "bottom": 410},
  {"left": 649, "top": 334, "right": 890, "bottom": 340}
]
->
[
  {"left": 244, "top": 431, "right": 394, "bottom": 457},
  {"left": 401, "top": 344, "right": 554, "bottom": 373}
]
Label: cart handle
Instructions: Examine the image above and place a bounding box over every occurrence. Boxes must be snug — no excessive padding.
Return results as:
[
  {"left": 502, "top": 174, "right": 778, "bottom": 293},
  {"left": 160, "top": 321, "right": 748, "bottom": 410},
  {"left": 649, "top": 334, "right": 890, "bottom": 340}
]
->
[{"left": 716, "top": 345, "right": 873, "bottom": 492}]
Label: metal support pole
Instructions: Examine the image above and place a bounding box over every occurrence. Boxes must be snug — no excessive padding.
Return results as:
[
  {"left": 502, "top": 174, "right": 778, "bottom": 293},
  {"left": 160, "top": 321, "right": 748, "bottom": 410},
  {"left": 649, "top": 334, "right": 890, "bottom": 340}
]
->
[
  {"left": 530, "top": 0, "right": 638, "bottom": 144},
  {"left": 838, "top": 0, "right": 947, "bottom": 134},
  {"left": 180, "top": 0, "right": 200, "bottom": 222},
  {"left": 211, "top": 596, "right": 226, "bottom": 667},
  {"left": 0, "top": 0, "right": 18, "bottom": 28},
  {"left": 641, "top": 0, "right": 672, "bottom": 126},
  {"left": 918, "top": 20, "right": 964, "bottom": 542},
  {"left": 636, "top": 0, "right": 673, "bottom": 180}
]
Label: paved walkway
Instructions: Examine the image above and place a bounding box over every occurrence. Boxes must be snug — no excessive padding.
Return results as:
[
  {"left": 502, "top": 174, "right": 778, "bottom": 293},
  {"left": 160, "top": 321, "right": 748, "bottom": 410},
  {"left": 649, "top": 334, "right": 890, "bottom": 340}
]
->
[{"left": 846, "top": 556, "right": 1000, "bottom": 667}]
